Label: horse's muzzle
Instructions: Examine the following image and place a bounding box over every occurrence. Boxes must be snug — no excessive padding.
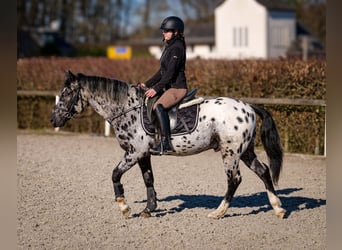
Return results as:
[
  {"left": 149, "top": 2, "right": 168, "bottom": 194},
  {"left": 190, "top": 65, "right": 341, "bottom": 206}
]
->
[{"left": 50, "top": 112, "right": 67, "bottom": 128}]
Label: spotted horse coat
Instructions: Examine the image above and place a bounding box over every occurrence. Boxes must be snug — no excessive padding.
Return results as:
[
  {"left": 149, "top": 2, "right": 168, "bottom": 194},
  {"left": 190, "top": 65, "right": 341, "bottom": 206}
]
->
[{"left": 51, "top": 71, "right": 286, "bottom": 219}]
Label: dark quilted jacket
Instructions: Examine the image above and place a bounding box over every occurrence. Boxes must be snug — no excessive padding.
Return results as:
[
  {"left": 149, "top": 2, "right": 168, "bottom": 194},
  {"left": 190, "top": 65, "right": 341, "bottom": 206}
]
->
[{"left": 145, "top": 37, "right": 187, "bottom": 93}]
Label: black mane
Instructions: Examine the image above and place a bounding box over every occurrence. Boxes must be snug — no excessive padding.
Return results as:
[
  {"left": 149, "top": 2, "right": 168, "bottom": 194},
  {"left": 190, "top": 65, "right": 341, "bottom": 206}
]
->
[{"left": 76, "top": 73, "right": 131, "bottom": 102}]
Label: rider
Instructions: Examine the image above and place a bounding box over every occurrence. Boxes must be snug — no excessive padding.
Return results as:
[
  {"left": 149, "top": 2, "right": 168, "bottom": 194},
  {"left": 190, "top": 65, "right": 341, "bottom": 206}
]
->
[{"left": 140, "top": 16, "right": 188, "bottom": 155}]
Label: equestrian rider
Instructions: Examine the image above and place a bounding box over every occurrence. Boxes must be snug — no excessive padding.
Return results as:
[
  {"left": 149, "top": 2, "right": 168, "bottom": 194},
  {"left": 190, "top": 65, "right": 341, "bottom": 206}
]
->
[{"left": 140, "top": 16, "right": 188, "bottom": 155}]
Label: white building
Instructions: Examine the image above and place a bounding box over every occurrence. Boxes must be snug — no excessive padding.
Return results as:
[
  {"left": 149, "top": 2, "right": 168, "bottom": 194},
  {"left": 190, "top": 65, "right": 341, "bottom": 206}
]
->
[
  {"left": 214, "top": 0, "right": 295, "bottom": 59},
  {"left": 148, "top": 0, "right": 297, "bottom": 60}
]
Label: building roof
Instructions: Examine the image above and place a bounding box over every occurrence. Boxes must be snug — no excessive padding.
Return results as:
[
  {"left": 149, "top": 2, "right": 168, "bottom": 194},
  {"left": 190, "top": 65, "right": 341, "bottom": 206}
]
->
[
  {"left": 141, "top": 22, "right": 215, "bottom": 46},
  {"left": 214, "top": 0, "right": 295, "bottom": 12},
  {"left": 256, "top": 0, "right": 295, "bottom": 11},
  {"left": 141, "top": 0, "right": 296, "bottom": 46}
]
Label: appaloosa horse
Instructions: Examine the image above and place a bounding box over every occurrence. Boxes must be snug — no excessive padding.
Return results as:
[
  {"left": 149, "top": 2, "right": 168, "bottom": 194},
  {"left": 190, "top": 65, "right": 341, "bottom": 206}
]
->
[{"left": 51, "top": 71, "right": 286, "bottom": 219}]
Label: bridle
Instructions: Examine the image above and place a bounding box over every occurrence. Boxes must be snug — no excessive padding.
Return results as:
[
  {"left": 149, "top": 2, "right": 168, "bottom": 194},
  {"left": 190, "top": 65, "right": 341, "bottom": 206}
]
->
[{"left": 62, "top": 86, "right": 83, "bottom": 119}]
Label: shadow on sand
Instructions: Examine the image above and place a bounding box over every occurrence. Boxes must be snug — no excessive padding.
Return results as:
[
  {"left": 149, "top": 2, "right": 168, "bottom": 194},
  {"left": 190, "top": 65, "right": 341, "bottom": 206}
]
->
[{"left": 133, "top": 188, "right": 326, "bottom": 218}]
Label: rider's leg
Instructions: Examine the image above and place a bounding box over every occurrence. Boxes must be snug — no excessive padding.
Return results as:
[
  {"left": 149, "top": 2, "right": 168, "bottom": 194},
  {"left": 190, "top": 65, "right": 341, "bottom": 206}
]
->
[
  {"left": 153, "top": 88, "right": 187, "bottom": 109},
  {"left": 150, "top": 88, "right": 186, "bottom": 155},
  {"left": 149, "top": 103, "right": 174, "bottom": 154}
]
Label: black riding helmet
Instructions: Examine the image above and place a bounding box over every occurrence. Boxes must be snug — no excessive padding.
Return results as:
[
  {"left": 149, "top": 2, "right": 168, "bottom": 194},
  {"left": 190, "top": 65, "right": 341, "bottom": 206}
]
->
[{"left": 160, "top": 16, "right": 184, "bottom": 33}]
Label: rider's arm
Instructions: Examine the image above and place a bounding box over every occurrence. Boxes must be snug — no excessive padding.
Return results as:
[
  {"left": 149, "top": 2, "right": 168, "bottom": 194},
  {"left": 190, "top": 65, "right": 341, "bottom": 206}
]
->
[
  {"left": 151, "top": 46, "right": 182, "bottom": 93},
  {"left": 145, "top": 70, "right": 162, "bottom": 88}
]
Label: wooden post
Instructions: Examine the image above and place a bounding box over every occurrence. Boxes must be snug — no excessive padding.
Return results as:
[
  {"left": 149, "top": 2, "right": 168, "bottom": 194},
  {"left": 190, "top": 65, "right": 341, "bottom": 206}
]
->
[
  {"left": 284, "top": 126, "right": 289, "bottom": 152},
  {"left": 324, "top": 111, "right": 326, "bottom": 157},
  {"left": 302, "top": 36, "right": 309, "bottom": 61},
  {"left": 54, "top": 95, "right": 60, "bottom": 132},
  {"left": 314, "top": 137, "right": 320, "bottom": 155},
  {"left": 105, "top": 121, "right": 110, "bottom": 137}
]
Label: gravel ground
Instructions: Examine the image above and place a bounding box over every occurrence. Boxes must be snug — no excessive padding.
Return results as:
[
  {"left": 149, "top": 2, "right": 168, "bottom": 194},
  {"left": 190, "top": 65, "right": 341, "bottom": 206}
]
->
[{"left": 17, "top": 132, "right": 326, "bottom": 249}]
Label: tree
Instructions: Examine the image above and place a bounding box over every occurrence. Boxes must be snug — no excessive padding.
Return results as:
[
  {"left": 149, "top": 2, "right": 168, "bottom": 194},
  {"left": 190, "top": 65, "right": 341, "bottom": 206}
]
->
[
  {"left": 296, "top": 2, "right": 326, "bottom": 46},
  {"left": 282, "top": 0, "right": 326, "bottom": 46},
  {"left": 179, "top": 0, "right": 222, "bottom": 22}
]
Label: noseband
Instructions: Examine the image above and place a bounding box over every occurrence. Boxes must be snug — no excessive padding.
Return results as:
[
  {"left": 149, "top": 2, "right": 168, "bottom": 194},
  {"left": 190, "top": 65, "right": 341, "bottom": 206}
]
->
[{"left": 62, "top": 86, "right": 83, "bottom": 119}]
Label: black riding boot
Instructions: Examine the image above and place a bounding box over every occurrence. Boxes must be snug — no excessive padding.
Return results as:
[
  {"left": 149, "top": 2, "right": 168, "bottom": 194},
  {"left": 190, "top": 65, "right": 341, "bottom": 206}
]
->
[{"left": 150, "top": 104, "right": 174, "bottom": 155}]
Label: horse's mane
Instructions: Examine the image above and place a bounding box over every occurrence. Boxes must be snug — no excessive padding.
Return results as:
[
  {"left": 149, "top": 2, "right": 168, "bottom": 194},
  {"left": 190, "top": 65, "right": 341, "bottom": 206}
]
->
[{"left": 76, "top": 73, "right": 131, "bottom": 103}]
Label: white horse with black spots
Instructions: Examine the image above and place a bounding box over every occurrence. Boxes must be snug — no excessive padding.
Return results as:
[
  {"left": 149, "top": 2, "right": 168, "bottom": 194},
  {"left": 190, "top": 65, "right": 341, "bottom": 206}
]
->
[{"left": 51, "top": 71, "right": 286, "bottom": 219}]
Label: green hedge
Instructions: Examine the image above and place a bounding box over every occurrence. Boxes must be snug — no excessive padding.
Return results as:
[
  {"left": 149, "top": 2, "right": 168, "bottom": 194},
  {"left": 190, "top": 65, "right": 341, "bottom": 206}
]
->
[{"left": 17, "top": 57, "right": 326, "bottom": 155}]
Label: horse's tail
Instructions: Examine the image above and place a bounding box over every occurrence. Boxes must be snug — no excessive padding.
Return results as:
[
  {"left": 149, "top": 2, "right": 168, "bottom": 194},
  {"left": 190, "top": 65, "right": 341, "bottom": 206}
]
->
[{"left": 251, "top": 104, "right": 283, "bottom": 185}]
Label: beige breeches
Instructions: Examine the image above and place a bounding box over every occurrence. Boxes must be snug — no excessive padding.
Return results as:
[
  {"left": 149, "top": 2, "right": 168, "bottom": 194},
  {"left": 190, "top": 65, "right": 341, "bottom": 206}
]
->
[{"left": 153, "top": 88, "right": 187, "bottom": 109}]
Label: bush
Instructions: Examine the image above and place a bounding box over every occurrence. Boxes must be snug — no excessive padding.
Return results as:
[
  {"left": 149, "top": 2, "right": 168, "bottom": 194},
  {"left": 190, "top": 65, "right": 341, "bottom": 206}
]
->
[{"left": 17, "top": 57, "right": 326, "bottom": 154}]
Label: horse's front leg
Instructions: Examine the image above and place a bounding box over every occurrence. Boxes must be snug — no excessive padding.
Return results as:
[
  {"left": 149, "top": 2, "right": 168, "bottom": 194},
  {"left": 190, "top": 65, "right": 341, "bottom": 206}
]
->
[
  {"left": 112, "top": 156, "right": 135, "bottom": 218},
  {"left": 138, "top": 155, "right": 157, "bottom": 218}
]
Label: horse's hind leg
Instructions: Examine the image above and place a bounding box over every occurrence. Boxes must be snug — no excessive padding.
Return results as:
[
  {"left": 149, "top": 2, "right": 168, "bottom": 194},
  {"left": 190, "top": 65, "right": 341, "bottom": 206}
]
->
[
  {"left": 241, "top": 145, "right": 286, "bottom": 218},
  {"left": 138, "top": 156, "right": 157, "bottom": 218},
  {"left": 208, "top": 147, "right": 242, "bottom": 219}
]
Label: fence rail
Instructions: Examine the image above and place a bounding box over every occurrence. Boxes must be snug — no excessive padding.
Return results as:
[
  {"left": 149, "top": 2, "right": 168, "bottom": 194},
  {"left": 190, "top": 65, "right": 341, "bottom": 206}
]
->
[
  {"left": 17, "top": 90, "right": 326, "bottom": 106},
  {"left": 17, "top": 90, "right": 326, "bottom": 156},
  {"left": 17, "top": 90, "right": 58, "bottom": 96}
]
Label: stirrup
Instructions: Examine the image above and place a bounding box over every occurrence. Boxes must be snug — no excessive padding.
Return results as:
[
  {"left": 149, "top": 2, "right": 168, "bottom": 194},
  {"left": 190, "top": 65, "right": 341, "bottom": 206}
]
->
[
  {"left": 149, "top": 144, "right": 163, "bottom": 155},
  {"left": 149, "top": 142, "right": 174, "bottom": 155}
]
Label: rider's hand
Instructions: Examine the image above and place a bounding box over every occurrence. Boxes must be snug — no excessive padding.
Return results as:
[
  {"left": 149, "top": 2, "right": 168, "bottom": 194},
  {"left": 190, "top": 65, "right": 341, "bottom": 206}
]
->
[
  {"left": 138, "top": 83, "right": 146, "bottom": 88},
  {"left": 145, "top": 88, "right": 157, "bottom": 98}
]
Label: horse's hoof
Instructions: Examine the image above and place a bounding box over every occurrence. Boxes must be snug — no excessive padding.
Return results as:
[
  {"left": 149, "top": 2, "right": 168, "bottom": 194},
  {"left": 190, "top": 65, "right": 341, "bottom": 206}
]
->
[
  {"left": 122, "top": 206, "right": 131, "bottom": 218},
  {"left": 207, "top": 212, "right": 223, "bottom": 220},
  {"left": 139, "top": 211, "right": 152, "bottom": 218},
  {"left": 208, "top": 200, "right": 228, "bottom": 219},
  {"left": 116, "top": 197, "right": 131, "bottom": 218},
  {"left": 276, "top": 209, "right": 286, "bottom": 219}
]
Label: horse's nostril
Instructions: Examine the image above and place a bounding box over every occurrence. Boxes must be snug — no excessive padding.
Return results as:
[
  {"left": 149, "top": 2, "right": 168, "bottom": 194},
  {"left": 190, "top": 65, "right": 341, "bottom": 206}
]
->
[{"left": 50, "top": 116, "right": 57, "bottom": 126}]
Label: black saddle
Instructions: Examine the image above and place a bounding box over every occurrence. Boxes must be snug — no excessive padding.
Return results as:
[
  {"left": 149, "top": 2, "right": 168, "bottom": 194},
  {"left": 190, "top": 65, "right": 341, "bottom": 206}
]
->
[
  {"left": 142, "top": 88, "right": 202, "bottom": 136},
  {"left": 145, "top": 88, "right": 198, "bottom": 124},
  {"left": 180, "top": 88, "right": 198, "bottom": 103}
]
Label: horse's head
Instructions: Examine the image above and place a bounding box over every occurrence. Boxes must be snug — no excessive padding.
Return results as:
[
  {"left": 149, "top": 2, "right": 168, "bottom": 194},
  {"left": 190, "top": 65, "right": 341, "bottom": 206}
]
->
[{"left": 51, "top": 70, "right": 86, "bottom": 127}]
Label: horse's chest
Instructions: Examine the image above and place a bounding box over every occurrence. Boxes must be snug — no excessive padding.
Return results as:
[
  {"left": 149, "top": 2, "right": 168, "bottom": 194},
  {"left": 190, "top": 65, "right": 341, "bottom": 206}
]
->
[{"left": 114, "top": 116, "right": 146, "bottom": 146}]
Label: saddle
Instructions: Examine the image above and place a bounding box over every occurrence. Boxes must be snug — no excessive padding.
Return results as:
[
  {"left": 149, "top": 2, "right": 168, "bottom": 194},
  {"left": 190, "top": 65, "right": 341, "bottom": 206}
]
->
[{"left": 142, "top": 88, "right": 204, "bottom": 136}]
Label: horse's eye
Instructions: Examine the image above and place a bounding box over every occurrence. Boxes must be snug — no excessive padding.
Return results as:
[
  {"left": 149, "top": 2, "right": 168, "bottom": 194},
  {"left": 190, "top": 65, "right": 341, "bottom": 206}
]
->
[{"left": 61, "top": 88, "right": 73, "bottom": 97}]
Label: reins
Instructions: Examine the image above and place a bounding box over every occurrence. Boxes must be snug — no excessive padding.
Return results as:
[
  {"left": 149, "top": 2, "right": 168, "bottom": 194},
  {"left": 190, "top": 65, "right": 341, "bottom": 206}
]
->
[
  {"left": 106, "top": 102, "right": 143, "bottom": 124},
  {"left": 106, "top": 86, "right": 145, "bottom": 124}
]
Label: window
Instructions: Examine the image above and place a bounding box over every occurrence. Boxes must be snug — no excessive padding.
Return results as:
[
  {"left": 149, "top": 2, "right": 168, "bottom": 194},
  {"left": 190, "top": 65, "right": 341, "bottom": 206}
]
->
[
  {"left": 271, "top": 27, "right": 290, "bottom": 48},
  {"left": 233, "top": 26, "right": 248, "bottom": 47}
]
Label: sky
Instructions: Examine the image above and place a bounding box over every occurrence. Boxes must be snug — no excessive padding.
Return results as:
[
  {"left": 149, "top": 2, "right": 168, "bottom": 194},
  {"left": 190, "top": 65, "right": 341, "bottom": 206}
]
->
[{"left": 126, "top": 0, "right": 192, "bottom": 34}]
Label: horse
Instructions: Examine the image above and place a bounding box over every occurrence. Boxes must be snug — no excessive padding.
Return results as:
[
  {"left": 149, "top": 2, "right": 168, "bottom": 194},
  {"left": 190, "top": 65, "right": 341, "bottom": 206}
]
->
[{"left": 51, "top": 70, "right": 286, "bottom": 219}]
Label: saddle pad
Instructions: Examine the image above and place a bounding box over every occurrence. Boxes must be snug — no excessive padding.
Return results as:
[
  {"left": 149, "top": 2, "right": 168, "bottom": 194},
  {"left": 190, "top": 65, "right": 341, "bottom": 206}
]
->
[{"left": 141, "top": 104, "right": 199, "bottom": 136}]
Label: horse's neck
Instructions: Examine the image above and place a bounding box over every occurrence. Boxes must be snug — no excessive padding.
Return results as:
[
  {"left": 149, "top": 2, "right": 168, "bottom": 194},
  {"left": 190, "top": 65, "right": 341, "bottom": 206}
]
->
[
  {"left": 87, "top": 94, "right": 122, "bottom": 122},
  {"left": 86, "top": 86, "right": 138, "bottom": 124}
]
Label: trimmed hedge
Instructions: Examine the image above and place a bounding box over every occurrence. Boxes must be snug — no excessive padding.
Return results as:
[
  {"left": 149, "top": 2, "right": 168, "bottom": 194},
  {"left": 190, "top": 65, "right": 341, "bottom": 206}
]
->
[{"left": 17, "top": 57, "right": 326, "bottom": 154}]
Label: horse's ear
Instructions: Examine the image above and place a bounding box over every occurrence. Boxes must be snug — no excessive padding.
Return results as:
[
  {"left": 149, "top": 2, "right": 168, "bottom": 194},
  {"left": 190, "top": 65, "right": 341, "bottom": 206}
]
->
[
  {"left": 64, "top": 70, "right": 77, "bottom": 88},
  {"left": 65, "top": 70, "right": 76, "bottom": 81}
]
